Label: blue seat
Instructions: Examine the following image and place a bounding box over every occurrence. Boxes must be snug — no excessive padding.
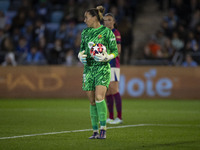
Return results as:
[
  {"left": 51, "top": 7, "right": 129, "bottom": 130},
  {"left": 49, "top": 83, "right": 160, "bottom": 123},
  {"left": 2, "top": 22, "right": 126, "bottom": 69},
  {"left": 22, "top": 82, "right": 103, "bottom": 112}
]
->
[
  {"left": 9, "top": 0, "right": 21, "bottom": 11},
  {"left": 46, "top": 43, "right": 54, "bottom": 50},
  {"left": 51, "top": 11, "right": 64, "bottom": 23},
  {"left": 46, "top": 23, "right": 59, "bottom": 42},
  {"left": 5, "top": 10, "right": 17, "bottom": 19},
  {"left": 46, "top": 22, "right": 59, "bottom": 31},
  {"left": 0, "top": 1, "right": 10, "bottom": 12}
]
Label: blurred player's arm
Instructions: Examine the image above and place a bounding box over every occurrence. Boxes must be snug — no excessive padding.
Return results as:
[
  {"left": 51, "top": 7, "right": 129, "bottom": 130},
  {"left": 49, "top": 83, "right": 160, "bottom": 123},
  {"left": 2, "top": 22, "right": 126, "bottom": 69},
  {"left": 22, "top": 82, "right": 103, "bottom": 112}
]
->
[
  {"left": 117, "top": 43, "right": 121, "bottom": 56},
  {"left": 108, "top": 30, "right": 118, "bottom": 58},
  {"left": 116, "top": 34, "right": 121, "bottom": 55}
]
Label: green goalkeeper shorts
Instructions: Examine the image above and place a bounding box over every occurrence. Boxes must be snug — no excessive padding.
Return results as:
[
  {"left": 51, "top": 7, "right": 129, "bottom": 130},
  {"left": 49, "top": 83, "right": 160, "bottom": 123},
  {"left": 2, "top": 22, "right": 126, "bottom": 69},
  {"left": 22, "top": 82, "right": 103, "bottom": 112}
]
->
[{"left": 82, "top": 63, "right": 111, "bottom": 91}]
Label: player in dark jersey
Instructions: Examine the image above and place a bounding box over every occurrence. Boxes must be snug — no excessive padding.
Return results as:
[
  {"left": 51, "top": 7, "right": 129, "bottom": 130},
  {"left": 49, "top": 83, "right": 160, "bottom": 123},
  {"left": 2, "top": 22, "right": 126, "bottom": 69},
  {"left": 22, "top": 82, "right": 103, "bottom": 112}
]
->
[
  {"left": 104, "top": 13, "right": 123, "bottom": 124},
  {"left": 78, "top": 6, "right": 118, "bottom": 139}
]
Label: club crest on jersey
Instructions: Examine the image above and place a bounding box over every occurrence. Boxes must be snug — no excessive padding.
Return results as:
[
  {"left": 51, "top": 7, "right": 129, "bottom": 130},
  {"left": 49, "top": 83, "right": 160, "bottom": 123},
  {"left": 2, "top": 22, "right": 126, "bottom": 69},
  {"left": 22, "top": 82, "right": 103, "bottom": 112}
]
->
[{"left": 98, "top": 35, "right": 102, "bottom": 39}]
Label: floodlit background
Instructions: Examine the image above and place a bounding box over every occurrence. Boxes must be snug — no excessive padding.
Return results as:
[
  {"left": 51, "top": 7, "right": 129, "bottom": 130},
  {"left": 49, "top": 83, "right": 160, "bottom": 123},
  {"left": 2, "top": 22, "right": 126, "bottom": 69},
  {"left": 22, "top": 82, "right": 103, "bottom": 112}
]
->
[
  {"left": 0, "top": 0, "right": 199, "bottom": 66},
  {"left": 0, "top": 1, "right": 200, "bottom": 150},
  {"left": 0, "top": 0, "right": 200, "bottom": 99}
]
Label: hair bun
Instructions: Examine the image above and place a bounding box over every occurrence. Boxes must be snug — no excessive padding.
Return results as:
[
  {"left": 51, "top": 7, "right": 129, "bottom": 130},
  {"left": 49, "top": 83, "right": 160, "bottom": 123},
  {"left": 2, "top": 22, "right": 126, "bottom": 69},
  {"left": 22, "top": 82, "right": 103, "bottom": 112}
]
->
[
  {"left": 96, "top": 5, "right": 105, "bottom": 14},
  {"left": 96, "top": 5, "right": 105, "bottom": 21}
]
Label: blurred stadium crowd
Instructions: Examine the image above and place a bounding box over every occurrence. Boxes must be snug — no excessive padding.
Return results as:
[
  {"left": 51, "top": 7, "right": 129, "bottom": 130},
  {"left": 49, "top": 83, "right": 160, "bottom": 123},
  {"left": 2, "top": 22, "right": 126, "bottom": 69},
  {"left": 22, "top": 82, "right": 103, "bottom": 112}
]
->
[
  {"left": 0, "top": 0, "right": 137, "bottom": 66},
  {"left": 0, "top": 0, "right": 200, "bottom": 66},
  {"left": 143, "top": 0, "right": 200, "bottom": 66}
]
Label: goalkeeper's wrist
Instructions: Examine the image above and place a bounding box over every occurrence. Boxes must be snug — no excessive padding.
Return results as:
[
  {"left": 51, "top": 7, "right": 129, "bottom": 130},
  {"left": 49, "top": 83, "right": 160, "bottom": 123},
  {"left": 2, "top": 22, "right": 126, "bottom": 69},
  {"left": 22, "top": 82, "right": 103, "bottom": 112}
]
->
[
  {"left": 78, "top": 52, "right": 81, "bottom": 59},
  {"left": 107, "top": 54, "right": 115, "bottom": 61}
]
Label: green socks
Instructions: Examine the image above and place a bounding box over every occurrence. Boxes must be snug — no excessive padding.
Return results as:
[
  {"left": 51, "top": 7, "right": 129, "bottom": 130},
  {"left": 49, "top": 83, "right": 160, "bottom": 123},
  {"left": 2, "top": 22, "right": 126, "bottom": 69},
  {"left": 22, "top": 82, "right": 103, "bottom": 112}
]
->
[
  {"left": 90, "top": 105, "right": 98, "bottom": 131},
  {"left": 90, "top": 99, "right": 107, "bottom": 131},
  {"left": 96, "top": 99, "right": 107, "bottom": 129}
]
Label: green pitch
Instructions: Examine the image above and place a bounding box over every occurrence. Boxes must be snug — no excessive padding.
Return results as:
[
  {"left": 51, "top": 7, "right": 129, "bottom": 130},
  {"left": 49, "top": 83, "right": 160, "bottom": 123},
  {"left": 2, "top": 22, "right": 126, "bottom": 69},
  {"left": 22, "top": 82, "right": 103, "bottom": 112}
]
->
[{"left": 0, "top": 99, "right": 200, "bottom": 150}]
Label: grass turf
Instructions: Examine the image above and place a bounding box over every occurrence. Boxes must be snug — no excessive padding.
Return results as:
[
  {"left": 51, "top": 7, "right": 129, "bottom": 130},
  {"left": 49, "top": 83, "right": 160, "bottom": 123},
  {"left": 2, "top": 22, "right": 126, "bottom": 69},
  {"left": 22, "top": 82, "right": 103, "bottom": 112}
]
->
[{"left": 0, "top": 99, "right": 200, "bottom": 150}]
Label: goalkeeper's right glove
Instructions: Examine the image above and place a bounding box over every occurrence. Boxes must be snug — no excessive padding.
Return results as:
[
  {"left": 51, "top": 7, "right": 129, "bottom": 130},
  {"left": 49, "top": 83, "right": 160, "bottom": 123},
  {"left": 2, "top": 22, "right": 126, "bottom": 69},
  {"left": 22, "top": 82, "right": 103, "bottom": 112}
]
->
[{"left": 78, "top": 51, "right": 87, "bottom": 65}]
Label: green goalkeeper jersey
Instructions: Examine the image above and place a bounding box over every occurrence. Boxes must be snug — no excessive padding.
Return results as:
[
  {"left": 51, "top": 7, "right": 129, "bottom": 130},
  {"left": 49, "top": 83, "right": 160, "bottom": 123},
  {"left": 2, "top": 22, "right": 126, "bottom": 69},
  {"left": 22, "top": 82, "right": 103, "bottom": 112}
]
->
[{"left": 80, "top": 25, "right": 118, "bottom": 66}]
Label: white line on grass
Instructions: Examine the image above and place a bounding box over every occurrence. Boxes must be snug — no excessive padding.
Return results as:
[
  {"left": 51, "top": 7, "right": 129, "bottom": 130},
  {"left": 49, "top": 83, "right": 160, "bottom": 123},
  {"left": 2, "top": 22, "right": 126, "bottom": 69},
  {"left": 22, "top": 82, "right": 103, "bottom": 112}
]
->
[{"left": 0, "top": 124, "right": 199, "bottom": 140}]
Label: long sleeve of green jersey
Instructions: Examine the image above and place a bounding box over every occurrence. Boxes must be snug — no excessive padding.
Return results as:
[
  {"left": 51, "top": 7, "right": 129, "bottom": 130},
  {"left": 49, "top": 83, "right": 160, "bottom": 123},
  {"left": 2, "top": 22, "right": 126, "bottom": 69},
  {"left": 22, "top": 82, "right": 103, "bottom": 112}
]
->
[
  {"left": 106, "top": 29, "right": 118, "bottom": 58},
  {"left": 80, "top": 31, "right": 85, "bottom": 53}
]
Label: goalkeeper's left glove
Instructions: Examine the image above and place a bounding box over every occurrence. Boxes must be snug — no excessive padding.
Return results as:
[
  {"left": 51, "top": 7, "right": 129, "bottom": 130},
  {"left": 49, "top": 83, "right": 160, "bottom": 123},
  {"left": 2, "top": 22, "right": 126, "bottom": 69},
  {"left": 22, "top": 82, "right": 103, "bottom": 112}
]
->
[
  {"left": 78, "top": 50, "right": 87, "bottom": 65},
  {"left": 94, "top": 52, "right": 115, "bottom": 62}
]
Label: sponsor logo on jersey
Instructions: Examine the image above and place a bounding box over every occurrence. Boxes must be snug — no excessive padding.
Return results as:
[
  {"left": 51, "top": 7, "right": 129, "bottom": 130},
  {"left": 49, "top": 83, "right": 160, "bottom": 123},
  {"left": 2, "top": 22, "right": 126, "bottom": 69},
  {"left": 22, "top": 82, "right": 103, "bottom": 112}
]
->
[{"left": 102, "top": 80, "right": 106, "bottom": 83}]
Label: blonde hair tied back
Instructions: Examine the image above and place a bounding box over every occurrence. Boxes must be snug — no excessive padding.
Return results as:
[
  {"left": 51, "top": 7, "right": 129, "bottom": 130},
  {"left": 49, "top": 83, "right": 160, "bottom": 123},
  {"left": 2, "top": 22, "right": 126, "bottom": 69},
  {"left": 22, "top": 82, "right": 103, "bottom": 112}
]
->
[{"left": 96, "top": 5, "right": 105, "bottom": 21}]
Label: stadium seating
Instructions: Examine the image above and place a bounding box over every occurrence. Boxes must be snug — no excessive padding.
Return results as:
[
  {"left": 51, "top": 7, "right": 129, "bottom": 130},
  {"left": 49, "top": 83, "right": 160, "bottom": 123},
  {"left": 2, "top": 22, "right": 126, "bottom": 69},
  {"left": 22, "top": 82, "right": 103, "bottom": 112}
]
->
[
  {"left": 50, "top": 11, "right": 64, "bottom": 23},
  {"left": 0, "top": 0, "right": 10, "bottom": 12}
]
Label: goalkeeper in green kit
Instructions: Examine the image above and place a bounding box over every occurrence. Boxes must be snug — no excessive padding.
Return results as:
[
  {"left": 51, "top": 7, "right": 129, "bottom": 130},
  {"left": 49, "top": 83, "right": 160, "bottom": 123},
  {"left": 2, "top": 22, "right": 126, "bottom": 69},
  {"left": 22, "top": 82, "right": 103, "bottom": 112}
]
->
[{"left": 78, "top": 5, "right": 118, "bottom": 139}]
